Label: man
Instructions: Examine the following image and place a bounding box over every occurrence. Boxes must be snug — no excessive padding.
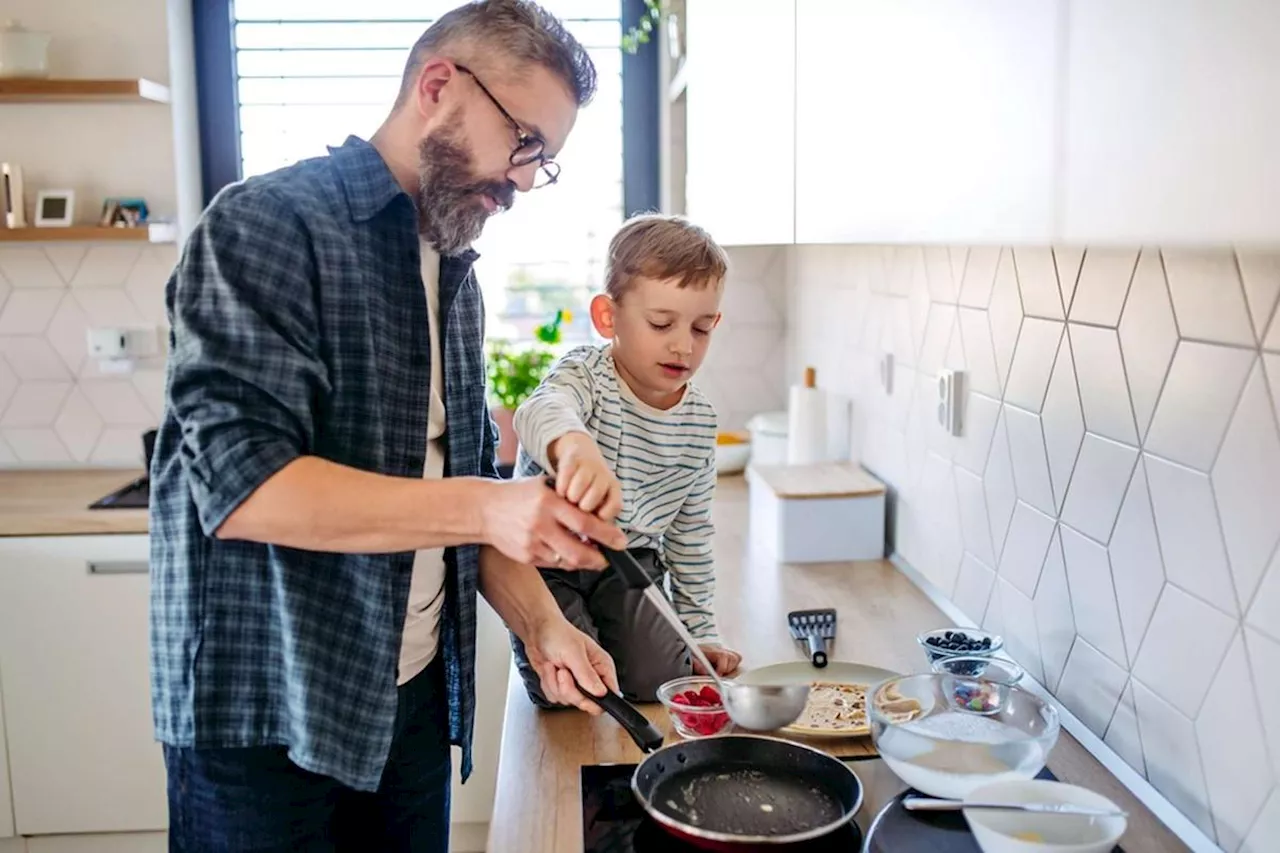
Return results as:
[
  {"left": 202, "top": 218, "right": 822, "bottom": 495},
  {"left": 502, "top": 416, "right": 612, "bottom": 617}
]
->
[{"left": 149, "top": 2, "right": 627, "bottom": 850}]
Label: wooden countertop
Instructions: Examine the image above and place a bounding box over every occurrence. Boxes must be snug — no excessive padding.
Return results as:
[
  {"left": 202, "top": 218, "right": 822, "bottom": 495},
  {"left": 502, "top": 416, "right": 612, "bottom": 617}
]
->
[
  {"left": 487, "top": 478, "right": 1187, "bottom": 853},
  {"left": 0, "top": 469, "right": 148, "bottom": 536}
]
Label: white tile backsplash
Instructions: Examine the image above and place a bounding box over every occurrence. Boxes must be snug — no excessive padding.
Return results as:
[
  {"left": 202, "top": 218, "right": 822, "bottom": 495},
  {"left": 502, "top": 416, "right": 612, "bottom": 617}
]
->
[
  {"left": 998, "top": 501, "right": 1055, "bottom": 598},
  {"left": 0, "top": 242, "right": 170, "bottom": 467},
  {"left": 988, "top": 249, "right": 1022, "bottom": 392},
  {"left": 1070, "top": 323, "right": 1140, "bottom": 445},
  {"left": 1163, "top": 248, "right": 1257, "bottom": 347},
  {"left": 1133, "top": 584, "right": 1236, "bottom": 718},
  {"left": 1060, "top": 524, "right": 1128, "bottom": 667},
  {"left": 1056, "top": 638, "right": 1128, "bottom": 738},
  {"left": 1003, "top": 404, "right": 1056, "bottom": 515},
  {"left": 1212, "top": 362, "right": 1280, "bottom": 607},
  {"left": 786, "top": 241, "right": 1280, "bottom": 849},
  {"left": 1145, "top": 340, "right": 1255, "bottom": 472},
  {"left": 1104, "top": 680, "right": 1145, "bottom": 777},
  {"left": 1197, "top": 631, "right": 1275, "bottom": 851},
  {"left": 1061, "top": 433, "right": 1138, "bottom": 544},
  {"left": 1069, "top": 248, "right": 1138, "bottom": 327},
  {"left": 1145, "top": 454, "right": 1240, "bottom": 616},
  {"left": 1013, "top": 248, "right": 1065, "bottom": 320},
  {"left": 1118, "top": 249, "right": 1178, "bottom": 438},
  {"left": 1004, "top": 317, "right": 1062, "bottom": 412}
]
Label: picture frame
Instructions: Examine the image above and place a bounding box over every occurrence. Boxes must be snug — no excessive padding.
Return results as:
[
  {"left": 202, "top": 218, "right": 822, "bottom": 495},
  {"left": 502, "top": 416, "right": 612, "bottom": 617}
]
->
[
  {"left": 34, "top": 189, "right": 74, "bottom": 227},
  {"left": 99, "top": 196, "right": 150, "bottom": 228}
]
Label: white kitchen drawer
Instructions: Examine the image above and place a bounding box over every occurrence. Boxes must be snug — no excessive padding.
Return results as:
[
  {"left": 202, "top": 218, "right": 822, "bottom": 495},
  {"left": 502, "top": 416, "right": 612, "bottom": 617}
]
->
[
  {"left": 0, "top": 535, "right": 165, "bottom": 836},
  {"left": 0, "top": 676, "right": 12, "bottom": 839}
]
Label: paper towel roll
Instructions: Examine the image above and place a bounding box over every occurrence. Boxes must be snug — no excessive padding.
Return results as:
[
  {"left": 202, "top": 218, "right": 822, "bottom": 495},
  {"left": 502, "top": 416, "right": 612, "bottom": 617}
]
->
[{"left": 787, "top": 366, "right": 827, "bottom": 465}]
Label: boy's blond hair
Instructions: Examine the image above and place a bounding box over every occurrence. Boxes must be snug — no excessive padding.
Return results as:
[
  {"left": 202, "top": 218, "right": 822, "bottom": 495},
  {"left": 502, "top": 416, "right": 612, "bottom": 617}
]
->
[{"left": 604, "top": 213, "right": 728, "bottom": 301}]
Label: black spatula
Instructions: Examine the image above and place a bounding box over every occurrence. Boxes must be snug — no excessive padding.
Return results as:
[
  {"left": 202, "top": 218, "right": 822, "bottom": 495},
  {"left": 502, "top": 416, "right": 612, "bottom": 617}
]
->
[{"left": 788, "top": 609, "right": 836, "bottom": 668}]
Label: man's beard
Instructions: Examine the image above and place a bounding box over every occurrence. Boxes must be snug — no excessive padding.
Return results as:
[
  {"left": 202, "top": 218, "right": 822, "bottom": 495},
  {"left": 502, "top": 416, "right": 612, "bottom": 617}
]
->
[{"left": 416, "top": 116, "right": 515, "bottom": 255}]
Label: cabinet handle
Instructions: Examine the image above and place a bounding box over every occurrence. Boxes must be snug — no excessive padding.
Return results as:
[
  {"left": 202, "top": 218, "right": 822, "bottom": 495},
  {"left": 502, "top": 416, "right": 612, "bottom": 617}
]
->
[{"left": 87, "top": 560, "right": 149, "bottom": 575}]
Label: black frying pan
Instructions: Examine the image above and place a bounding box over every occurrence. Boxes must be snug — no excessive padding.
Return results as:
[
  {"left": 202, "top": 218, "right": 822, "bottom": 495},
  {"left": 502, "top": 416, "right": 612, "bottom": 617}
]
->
[{"left": 630, "top": 734, "right": 864, "bottom": 850}]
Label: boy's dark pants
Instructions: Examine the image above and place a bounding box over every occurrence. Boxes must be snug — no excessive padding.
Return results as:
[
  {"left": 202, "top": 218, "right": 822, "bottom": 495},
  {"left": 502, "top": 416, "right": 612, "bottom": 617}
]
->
[{"left": 511, "top": 548, "right": 693, "bottom": 705}]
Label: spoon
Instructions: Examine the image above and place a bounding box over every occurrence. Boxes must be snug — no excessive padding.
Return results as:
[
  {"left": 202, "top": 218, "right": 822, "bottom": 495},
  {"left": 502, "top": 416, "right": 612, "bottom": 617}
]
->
[
  {"left": 903, "top": 796, "right": 1128, "bottom": 818},
  {"left": 596, "top": 543, "right": 810, "bottom": 731}
]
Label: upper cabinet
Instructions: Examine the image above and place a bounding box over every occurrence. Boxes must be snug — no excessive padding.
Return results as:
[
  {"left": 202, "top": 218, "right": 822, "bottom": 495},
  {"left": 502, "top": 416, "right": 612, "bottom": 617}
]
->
[
  {"left": 682, "top": 0, "right": 795, "bottom": 246},
  {"left": 1062, "top": 0, "right": 1280, "bottom": 244},
  {"left": 795, "top": 0, "right": 1060, "bottom": 245},
  {"left": 676, "top": 0, "right": 1280, "bottom": 246}
]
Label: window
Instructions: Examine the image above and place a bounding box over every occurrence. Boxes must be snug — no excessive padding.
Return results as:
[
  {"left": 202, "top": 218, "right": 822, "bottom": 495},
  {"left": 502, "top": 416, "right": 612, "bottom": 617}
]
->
[{"left": 194, "top": 0, "right": 656, "bottom": 343}]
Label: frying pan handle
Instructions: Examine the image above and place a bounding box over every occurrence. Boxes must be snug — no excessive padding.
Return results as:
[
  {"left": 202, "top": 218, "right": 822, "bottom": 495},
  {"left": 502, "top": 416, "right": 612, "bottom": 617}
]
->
[
  {"left": 586, "top": 683, "right": 665, "bottom": 753},
  {"left": 807, "top": 633, "right": 828, "bottom": 668}
]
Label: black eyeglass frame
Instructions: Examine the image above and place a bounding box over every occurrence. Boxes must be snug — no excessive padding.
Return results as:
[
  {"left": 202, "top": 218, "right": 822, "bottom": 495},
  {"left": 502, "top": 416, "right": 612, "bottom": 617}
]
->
[{"left": 455, "top": 63, "right": 561, "bottom": 188}]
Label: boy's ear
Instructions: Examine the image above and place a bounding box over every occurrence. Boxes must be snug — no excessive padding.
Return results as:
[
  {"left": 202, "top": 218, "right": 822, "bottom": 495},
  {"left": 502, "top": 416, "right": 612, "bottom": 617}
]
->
[{"left": 590, "top": 293, "right": 617, "bottom": 339}]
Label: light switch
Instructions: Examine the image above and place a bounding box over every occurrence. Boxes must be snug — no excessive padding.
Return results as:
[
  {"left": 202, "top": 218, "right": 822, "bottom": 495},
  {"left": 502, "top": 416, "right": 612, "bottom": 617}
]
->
[{"left": 937, "top": 369, "right": 965, "bottom": 436}]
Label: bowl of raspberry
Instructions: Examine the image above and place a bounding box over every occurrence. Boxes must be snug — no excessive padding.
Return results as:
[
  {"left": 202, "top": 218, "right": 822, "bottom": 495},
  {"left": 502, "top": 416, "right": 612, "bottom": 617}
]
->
[{"left": 656, "top": 676, "right": 734, "bottom": 739}]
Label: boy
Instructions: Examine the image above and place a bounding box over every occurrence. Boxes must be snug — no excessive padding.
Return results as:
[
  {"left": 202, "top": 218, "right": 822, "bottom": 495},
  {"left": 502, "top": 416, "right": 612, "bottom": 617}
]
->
[{"left": 510, "top": 213, "right": 743, "bottom": 706}]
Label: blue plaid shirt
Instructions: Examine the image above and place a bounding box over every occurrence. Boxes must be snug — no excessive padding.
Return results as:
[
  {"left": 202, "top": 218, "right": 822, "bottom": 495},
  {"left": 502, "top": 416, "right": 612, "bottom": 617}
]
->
[{"left": 149, "top": 135, "right": 495, "bottom": 792}]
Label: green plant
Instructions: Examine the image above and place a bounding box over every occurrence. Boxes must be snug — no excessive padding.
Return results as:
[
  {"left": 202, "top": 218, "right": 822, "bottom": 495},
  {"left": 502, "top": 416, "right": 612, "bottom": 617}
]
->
[
  {"left": 485, "top": 310, "right": 571, "bottom": 410},
  {"left": 622, "top": 0, "right": 663, "bottom": 54}
]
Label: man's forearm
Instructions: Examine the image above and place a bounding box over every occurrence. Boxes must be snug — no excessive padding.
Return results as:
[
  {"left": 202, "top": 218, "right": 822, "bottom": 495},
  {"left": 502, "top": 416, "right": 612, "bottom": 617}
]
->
[
  {"left": 216, "top": 456, "right": 493, "bottom": 553},
  {"left": 477, "top": 544, "right": 561, "bottom": 642}
]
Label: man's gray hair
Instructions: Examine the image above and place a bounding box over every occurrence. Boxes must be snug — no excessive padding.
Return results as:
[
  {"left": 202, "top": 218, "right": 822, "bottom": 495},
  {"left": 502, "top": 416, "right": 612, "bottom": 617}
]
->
[{"left": 397, "top": 0, "right": 597, "bottom": 108}]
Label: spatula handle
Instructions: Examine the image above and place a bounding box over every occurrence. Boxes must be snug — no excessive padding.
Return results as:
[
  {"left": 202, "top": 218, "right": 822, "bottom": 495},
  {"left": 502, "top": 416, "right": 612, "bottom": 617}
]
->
[{"left": 807, "top": 633, "right": 828, "bottom": 668}]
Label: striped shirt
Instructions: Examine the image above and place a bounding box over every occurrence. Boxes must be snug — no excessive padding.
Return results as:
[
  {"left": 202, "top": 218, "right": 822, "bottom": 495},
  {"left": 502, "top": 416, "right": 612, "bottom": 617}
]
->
[{"left": 514, "top": 344, "right": 720, "bottom": 641}]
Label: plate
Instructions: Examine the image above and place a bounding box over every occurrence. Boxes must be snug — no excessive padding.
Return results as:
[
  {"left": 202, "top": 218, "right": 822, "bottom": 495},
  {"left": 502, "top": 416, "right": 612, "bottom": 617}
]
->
[{"left": 734, "top": 660, "right": 901, "bottom": 738}]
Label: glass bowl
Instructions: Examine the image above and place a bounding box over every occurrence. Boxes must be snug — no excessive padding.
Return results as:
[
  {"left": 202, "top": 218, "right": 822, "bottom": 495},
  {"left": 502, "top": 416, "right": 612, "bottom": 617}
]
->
[
  {"left": 917, "top": 627, "right": 1004, "bottom": 665},
  {"left": 930, "top": 656, "right": 1026, "bottom": 716},
  {"left": 869, "top": 673, "right": 1059, "bottom": 800},
  {"left": 656, "top": 676, "right": 733, "bottom": 739}
]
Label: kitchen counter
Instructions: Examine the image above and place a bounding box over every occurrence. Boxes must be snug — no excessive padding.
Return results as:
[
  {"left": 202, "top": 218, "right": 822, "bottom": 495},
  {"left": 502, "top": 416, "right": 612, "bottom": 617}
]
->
[
  {"left": 0, "top": 469, "right": 148, "bottom": 536},
  {"left": 487, "top": 476, "right": 1187, "bottom": 853}
]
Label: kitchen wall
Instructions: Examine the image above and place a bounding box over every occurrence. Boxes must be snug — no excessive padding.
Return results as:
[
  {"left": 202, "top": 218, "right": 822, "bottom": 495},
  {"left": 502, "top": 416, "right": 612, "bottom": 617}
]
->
[
  {"left": 696, "top": 245, "right": 789, "bottom": 431},
  {"left": 0, "top": 0, "right": 199, "bottom": 469},
  {"left": 785, "top": 242, "right": 1280, "bottom": 851}
]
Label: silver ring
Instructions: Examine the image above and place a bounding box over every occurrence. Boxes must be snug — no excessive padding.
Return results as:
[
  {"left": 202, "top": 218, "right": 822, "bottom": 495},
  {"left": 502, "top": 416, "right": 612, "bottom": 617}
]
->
[{"left": 552, "top": 553, "right": 564, "bottom": 566}]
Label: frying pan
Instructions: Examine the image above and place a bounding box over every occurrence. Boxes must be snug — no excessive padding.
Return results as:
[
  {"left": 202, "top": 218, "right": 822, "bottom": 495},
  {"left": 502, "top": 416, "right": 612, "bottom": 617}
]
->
[{"left": 631, "top": 732, "right": 863, "bottom": 850}]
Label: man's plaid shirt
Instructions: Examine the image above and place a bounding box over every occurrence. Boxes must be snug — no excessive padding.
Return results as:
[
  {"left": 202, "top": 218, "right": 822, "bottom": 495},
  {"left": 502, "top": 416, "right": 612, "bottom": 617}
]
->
[{"left": 149, "top": 135, "right": 496, "bottom": 791}]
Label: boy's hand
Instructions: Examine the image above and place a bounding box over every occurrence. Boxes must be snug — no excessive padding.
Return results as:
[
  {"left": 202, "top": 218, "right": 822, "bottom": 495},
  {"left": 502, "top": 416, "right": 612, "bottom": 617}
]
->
[
  {"left": 694, "top": 644, "right": 743, "bottom": 676},
  {"left": 550, "top": 432, "right": 624, "bottom": 521}
]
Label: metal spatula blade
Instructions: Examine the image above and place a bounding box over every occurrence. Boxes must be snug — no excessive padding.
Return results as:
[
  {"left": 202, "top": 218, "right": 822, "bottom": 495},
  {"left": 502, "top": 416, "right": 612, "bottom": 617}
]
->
[{"left": 788, "top": 609, "right": 836, "bottom": 668}]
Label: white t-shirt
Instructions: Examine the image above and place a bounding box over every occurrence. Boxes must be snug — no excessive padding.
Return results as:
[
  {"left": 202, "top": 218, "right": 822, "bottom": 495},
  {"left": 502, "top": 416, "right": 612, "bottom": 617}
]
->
[{"left": 397, "top": 242, "right": 449, "bottom": 686}]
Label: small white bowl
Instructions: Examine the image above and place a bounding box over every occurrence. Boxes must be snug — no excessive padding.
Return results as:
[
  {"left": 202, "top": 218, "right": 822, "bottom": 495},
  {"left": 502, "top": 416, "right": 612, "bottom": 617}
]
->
[
  {"left": 714, "top": 435, "right": 751, "bottom": 474},
  {"left": 963, "top": 780, "right": 1126, "bottom": 853}
]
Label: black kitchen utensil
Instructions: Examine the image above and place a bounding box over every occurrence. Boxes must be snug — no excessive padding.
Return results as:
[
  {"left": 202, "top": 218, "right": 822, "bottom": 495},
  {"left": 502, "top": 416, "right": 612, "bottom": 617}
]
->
[
  {"left": 789, "top": 609, "right": 836, "bottom": 668},
  {"left": 581, "top": 679, "right": 665, "bottom": 754},
  {"left": 632, "top": 734, "right": 864, "bottom": 849}
]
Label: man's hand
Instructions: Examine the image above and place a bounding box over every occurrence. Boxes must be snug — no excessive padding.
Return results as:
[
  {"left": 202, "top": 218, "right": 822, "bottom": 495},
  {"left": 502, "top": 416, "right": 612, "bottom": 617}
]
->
[
  {"left": 550, "top": 433, "right": 624, "bottom": 521},
  {"left": 693, "top": 644, "right": 743, "bottom": 677},
  {"left": 525, "top": 616, "right": 620, "bottom": 715},
  {"left": 480, "top": 478, "right": 626, "bottom": 570}
]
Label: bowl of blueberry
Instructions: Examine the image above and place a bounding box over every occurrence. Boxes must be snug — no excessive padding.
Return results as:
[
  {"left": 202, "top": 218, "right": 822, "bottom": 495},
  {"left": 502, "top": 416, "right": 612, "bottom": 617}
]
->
[{"left": 917, "top": 627, "right": 1002, "bottom": 666}]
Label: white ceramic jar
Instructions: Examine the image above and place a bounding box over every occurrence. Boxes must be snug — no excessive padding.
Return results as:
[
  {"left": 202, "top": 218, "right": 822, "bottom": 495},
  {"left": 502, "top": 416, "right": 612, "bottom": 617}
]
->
[{"left": 0, "top": 21, "right": 52, "bottom": 79}]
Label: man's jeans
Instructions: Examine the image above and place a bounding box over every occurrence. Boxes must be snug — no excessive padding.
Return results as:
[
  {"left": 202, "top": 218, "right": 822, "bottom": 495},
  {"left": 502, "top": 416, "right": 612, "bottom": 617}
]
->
[{"left": 164, "top": 657, "right": 451, "bottom": 852}]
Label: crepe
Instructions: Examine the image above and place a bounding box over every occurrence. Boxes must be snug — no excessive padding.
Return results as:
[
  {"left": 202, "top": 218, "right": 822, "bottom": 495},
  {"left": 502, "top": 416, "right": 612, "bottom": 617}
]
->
[{"left": 786, "top": 680, "right": 922, "bottom": 734}]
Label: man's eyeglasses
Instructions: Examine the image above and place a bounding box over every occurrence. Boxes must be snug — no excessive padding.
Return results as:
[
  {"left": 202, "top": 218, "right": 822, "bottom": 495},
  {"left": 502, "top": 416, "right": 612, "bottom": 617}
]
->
[{"left": 455, "top": 64, "right": 561, "bottom": 189}]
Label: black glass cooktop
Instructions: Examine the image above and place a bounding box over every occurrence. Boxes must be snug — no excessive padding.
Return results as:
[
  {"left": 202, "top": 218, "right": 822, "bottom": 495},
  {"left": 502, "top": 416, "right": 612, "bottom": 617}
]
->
[{"left": 581, "top": 758, "right": 1121, "bottom": 853}]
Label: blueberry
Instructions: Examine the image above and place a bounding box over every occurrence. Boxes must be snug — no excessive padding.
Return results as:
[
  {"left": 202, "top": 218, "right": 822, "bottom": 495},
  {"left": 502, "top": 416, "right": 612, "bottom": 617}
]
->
[
  {"left": 945, "top": 631, "right": 956, "bottom": 640},
  {"left": 981, "top": 637, "right": 992, "bottom": 649}
]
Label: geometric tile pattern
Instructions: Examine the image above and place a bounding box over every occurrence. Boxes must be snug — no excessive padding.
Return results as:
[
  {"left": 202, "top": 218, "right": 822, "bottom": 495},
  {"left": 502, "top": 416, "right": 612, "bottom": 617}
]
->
[
  {"left": 0, "top": 243, "right": 175, "bottom": 467},
  {"left": 787, "top": 243, "right": 1280, "bottom": 850}
]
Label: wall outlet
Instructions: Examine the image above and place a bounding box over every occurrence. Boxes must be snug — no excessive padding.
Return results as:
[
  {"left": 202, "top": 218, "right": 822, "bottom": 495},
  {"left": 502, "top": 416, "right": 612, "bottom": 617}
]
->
[
  {"left": 880, "top": 353, "right": 895, "bottom": 394},
  {"left": 937, "top": 369, "right": 965, "bottom": 436}
]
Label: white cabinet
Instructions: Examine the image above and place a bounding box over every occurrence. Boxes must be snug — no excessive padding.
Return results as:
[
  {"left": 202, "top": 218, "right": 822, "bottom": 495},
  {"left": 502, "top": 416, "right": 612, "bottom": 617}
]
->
[
  {"left": 0, "top": 683, "right": 11, "bottom": 840},
  {"left": 1063, "top": 0, "right": 1280, "bottom": 244},
  {"left": 683, "top": 0, "right": 795, "bottom": 246},
  {"left": 794, "top": 0, "right": 1060, "bottom": 244},
  {"left": 0, "top": 536, "right": 165, "bottom": 836}
]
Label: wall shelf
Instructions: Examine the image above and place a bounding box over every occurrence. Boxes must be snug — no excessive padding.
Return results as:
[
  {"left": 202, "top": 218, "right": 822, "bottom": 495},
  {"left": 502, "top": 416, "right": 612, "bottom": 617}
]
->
[
  {"left": 0, "top": 224, "right": 176, "bottom": 244},
  {"left": 0, "top": 78, "right": 170, "bottom": 104}
]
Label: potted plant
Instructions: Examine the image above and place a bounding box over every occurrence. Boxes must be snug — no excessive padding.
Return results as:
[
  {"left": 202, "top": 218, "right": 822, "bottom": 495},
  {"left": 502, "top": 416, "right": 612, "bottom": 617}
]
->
[{"left": 485, "top": 309, "right": 570, "bottom": 468}]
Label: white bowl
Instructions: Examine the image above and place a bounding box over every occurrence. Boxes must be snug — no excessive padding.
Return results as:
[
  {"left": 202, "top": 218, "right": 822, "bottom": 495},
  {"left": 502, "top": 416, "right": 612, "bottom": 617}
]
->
[
  {"left": 714, "top": 438, "right": 751, "bottom": 473},
  {"left": 963, "top": 780, "right": 1126, "bottom": 853}
]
